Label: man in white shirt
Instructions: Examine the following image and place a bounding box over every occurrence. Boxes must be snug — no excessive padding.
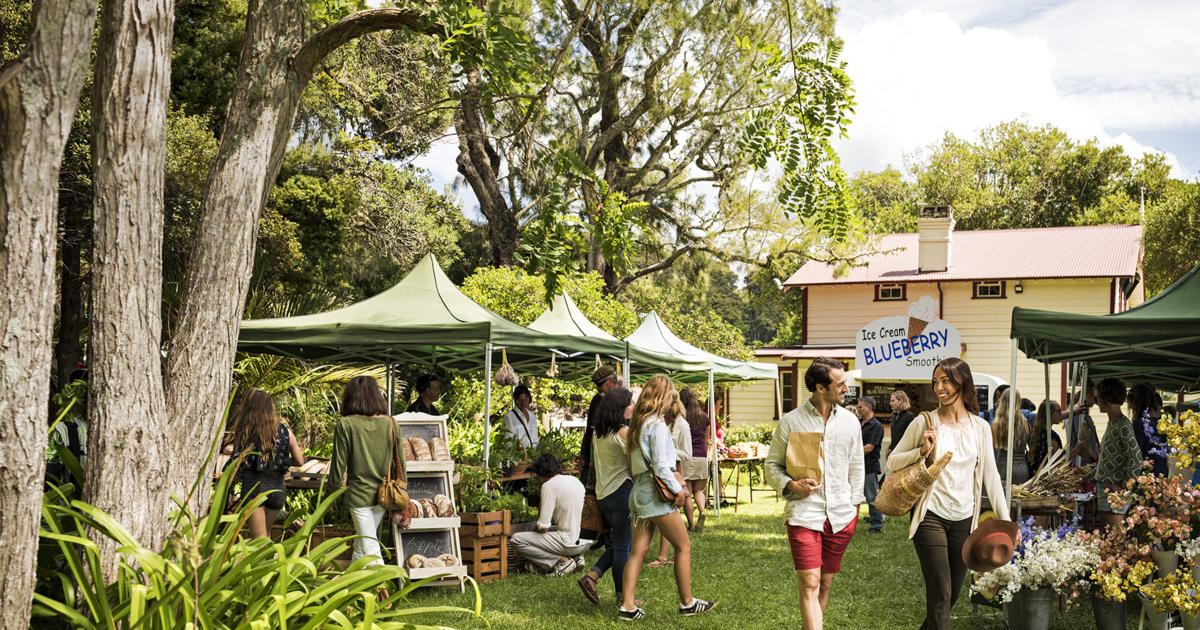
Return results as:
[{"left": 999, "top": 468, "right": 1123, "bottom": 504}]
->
[
  {"left": 510, "top": 454, "right": 591, "bottom": 575},
  {"left": 765, "top": 358, "right": 865, "bottom": 630}
]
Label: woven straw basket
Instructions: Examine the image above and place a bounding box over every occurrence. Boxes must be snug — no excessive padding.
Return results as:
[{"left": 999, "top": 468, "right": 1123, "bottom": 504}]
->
[{"left": 875, "top": 451, "right": 954, "bottom": 516}]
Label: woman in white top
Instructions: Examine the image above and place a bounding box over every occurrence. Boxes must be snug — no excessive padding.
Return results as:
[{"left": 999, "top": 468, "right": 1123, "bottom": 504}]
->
[
  {"left": 649, "top": 393, "right": 695, "bottom": 566},
  {"left": 887, "top": 358, "right": 1015, "bottom": 630},
  {"left": 504, "top": 385, "right": 539, "bottom": 449},
  {"left": 576, "top": 387, "right": 634, "bottom": 605}
]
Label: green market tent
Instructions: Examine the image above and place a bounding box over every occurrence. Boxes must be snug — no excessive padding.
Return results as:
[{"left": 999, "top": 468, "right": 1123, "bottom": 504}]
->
[
  {"left": 1011, "top": 262, "right": 1200, "bottom": 392},
  {"left": 625, "top": 311, "right": 779, "bottom": 512},
  {"left": 526, "top": 293, "right": 711, "bottom": 380},
  {"left": 238, "top": 254, "right": 703, "bottom": 469}
]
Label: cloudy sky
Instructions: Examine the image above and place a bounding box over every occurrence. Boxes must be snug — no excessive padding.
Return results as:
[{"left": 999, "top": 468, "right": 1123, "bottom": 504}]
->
[
  {"left": 834, "top": 0, "right": 1200, "bottom": 178},
  {"left": 416, "top": 0, "right": 1200, "bottom": 217}
]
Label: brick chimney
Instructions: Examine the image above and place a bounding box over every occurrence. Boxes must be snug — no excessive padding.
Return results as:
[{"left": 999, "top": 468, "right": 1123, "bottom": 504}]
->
[{"left": 918, "top": 205, "right": 954, "bottom": 273}]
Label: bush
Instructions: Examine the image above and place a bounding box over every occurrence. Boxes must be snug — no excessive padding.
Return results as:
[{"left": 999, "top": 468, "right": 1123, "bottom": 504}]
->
[
  {"left": 725, "top": 423, "right": 775, "bottom": 446},
  {"left": 33, "top": 462, "right": 482, "bottom": 629}
]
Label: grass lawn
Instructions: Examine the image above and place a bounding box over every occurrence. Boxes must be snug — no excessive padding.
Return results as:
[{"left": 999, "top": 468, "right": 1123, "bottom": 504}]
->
[{"left": 410, "top": 483, "right": 1143, "bottom": 629}]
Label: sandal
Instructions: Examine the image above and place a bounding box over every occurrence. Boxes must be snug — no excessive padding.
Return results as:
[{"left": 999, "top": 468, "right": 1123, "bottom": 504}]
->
[
  {"left": 645, "top": 559, "right": 673, "bottom": 568},
  {"left": 578, "top": 574, "right": 600, "bottom": 604}
]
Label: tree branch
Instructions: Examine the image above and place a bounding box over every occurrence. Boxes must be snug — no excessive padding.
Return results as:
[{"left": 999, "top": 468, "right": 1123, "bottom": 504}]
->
[{"left": 294, "top": 8, "right": 443, "bottom": 82}]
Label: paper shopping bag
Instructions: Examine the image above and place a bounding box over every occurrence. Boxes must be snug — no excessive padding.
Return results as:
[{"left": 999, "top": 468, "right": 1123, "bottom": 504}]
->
[{"left": 786, "top": 431, "right": 823, "bottom": 484}]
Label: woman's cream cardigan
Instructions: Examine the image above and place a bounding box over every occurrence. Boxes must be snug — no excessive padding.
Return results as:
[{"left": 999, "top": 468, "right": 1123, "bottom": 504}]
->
[{"left": 886, "top": 410, "right": 1011, "bottom": 539}]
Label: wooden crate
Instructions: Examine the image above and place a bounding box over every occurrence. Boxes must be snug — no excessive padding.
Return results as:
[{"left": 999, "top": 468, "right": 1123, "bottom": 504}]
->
[
  {"left": 460, "top": 533, "right": 508, "bottom": 583},
  {"left": 460, "top": 510, "right": 511, "bottom": 538}
]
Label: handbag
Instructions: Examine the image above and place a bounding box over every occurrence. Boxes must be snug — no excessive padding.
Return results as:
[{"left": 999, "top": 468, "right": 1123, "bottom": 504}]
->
[
  {"left": 579, "top": 489, "right": 609, "bottom": 539},
  {"left": 641, "top": 452, "right": 686, "bottom": 503},
  {"left": 876, "top": 412, "right": 954, "bottom": 517},
  {"left": 377, "top": 418, "right": 410, "bottom": 512}
]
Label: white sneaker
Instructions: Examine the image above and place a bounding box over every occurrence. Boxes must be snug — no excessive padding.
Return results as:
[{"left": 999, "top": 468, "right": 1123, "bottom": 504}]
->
[{"left": 553, "top": 558, "right": 576, "bottom": 576}]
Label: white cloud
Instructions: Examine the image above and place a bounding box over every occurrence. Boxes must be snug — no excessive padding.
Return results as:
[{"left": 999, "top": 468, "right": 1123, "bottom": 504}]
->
[{"left": 834, "top": 3, "right": 1197, "bottom": 177}]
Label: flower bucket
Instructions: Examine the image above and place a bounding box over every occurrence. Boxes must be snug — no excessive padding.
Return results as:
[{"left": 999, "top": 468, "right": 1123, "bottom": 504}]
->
[
  {"left": 1090, "top": 594, "right": 1126, "bottom": 630},
  {"left": 1183, "top": 612, "right": 1200, "bottom": 630},
  {"left": 1152, "top": 549, "right": 1179, "bottom": 578},
  {"left": 1139, "top": 594, "right": 1170, "bottom": 630},
  {"left": 1006, "top": 587, "right": 1054, "bottom": 630}
]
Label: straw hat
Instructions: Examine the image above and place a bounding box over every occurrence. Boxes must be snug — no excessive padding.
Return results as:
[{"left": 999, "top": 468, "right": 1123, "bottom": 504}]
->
[{"left": 962, "top": 519, "right": 1019, "bottom": 572}]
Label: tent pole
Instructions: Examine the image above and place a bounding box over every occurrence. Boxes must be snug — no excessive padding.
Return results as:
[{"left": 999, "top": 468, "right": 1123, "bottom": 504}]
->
[
  {"left": 775, "top": 376, "right": 785, "bottom": 420},
  {"left": 623, "top": 344, "right": 631, "bottom": 385},
  {"left": 1006, "top": 338, "right": 1017, "bottom": 507},
  {"left": 483, "top": 343, "right": 494, "bottom": 474},
  {"left": 1044, "top": 361, "right": 1051, "bottom": 471},
  {"left": 708, "top": 369, "right": 718, "bottom": 516},
  {"left": 386, "top": 363, "right": 393, "bottom": 416},
  {"left": 1066, "top": 363, "right": 1080, "bottom": 467},
  {"left": 1078, "top": 363, "right": 1089, "bottom": 468}
]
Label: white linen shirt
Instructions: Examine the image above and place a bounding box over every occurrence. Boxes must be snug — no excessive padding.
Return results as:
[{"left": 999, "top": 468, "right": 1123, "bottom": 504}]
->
[
  {"left": 765, "top": 400, "right": 865, "bottom": 533},
  {"left": 504, "top": 408, "right": 539, "bottom": 448}
]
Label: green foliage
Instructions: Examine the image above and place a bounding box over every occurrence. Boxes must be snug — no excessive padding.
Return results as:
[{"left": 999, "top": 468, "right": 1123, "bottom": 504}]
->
[
  {"left": 535, "top": 427, "right": 583, "bottom": 466},
  {"left": 1143, "top": 181, "right": 1200, "bottom": 296},
  {"left": 171, "top": 0, "right": 246, "bottom": 129},
  {"left": 459, "top": 265, "right": 638, "bottom": 337},
  {"left": 724, "top": 423, "right": 775, "bottom": 446},
  {"left": 254, "top": 139, "right": 468, "bottom": 302},
  {"left": 33, "top": 466, "right": 482, "bottom": 629},
  {"left": 0, "top": 0, "right": 31, "bottom": 62},
  {"left": 737, "top": 36, "right": 858, "bottom": 240},
  {"left": 849, "top": 166, "right": 919, "bottom": 233},
  {"left": 163, "top": 110, "right": 221, "bottom": 307}
]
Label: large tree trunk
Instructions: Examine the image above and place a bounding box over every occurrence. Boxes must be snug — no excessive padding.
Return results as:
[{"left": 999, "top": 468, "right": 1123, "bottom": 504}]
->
[
  {"left": 163, "top": 3, "right": 438, "bottom": 509},
  {"left": 0, "top": 0, "right": 95, "bottom": 622},
  {"left": 454, "top": 69, "right": 519, "bottom": 266},
  {"left": 84, "top": 0, "right": 175, "bottom": 574}
]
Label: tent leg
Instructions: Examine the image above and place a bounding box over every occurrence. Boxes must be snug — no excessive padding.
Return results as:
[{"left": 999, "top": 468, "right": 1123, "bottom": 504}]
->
[
  {"left": 708, "top": 370, "right": 718, "bottom": 516},
  {"left": 386, "top": 363, "right": 393, "bottom": 416},
  {"left": 1044, "top": 362, "right": 1051, "bottom": 470},
  {"left": 775, "top": 377, "right": 784, "bottom": 420},
  {"left": 483, "top": 343, "right": 494, "bottom": 475},
  {"left": 1077, "top": 363, "right": 1089, "bottom": 468},
  {"left": 1066, "top": 363, "right": 1080, "bottom": 467},
  {"left": 623, "top": 346, "right": 631, "bottom": 385},
  {"left": 1006, "top": 338, "right": 1017, "bottom": 506}
]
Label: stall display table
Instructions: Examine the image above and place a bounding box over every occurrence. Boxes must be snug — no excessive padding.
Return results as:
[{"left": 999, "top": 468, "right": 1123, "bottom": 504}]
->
[{"left": 715, "top": 455, "right": 775, "bottom": 512}]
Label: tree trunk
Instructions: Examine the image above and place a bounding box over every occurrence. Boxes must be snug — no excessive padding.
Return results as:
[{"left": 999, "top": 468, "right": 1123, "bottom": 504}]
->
[
  {"left": 84, "top": 0, "right": 175, "bottom": 575},
  {"left": 163, "top": 3, "right": 438, "bottom": 509},
  {"left": 0, "top": 0, "right": 95, "bottom": 622},
  {"left": 454, "top": 69, "right": 519, "bottom": 266}
]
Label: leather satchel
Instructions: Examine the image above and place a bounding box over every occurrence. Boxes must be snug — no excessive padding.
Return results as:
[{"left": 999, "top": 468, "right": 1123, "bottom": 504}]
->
[
  {"left": 642, "top": 452, "right": 686, "bottom": 503},
  {"left": 377, "top": 418, "right": 410, "bottom": 512}
]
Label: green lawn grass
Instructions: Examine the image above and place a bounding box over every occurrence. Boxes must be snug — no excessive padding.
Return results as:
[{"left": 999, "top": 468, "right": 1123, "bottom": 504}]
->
[{"left": 410, "top": 484, "right": 1142, "bottom": 629}]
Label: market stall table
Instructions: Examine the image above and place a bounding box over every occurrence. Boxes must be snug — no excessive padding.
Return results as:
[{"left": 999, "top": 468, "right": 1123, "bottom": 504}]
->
[{"left": 715, "top": 455, "right": 775, "bottom": 512}]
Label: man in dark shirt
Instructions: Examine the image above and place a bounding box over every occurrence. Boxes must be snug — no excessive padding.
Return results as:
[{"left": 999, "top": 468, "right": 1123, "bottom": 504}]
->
[
  {"left": 407, "top": 374, "right": 440, "bottom": 415},
  {"left": 857, "top": 396, "right": 885, "bottom": 534}
]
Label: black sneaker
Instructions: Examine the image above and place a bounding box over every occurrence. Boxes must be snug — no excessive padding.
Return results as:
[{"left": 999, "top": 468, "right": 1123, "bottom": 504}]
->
[
  {"left": 679, "top": 598, "right": 716, "bottom": 616},
  {"left": 618, "top": 606, "right": 646, "bottom": 621}
]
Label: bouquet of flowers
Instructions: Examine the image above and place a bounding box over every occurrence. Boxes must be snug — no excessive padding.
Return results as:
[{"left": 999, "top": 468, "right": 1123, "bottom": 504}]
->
[
  {"left": 1139, "top": 571, "right": 1200, "bottom": 616},
  {"left": 1106, "top": 472, "right": 1199, "bottom": 551},
  {"left": 1180, "top": 538, "right": 1200, "bottom": 567},
  {"left": 1158, "top": 410, "right": 1200, "bottom": 469},
  {"left": 973, "top": 518, "right": 1099, "bottom": 604},
  {"left": 1088, "top": 526, "right": 1156, "bottom": 601}
]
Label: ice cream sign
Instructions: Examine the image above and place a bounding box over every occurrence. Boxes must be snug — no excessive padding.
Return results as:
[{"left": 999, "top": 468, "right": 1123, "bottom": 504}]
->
[{"left": 854, "top": 296, "right": 962, "bottom": 380}]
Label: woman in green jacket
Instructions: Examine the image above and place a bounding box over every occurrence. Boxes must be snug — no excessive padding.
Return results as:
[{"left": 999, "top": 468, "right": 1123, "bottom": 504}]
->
[{"left": 325, "top": 376, "right": 403, "bottom": 565}]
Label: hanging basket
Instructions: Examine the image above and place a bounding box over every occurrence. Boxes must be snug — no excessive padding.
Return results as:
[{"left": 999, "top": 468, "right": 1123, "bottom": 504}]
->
[{"left": 494, "top": 349, "right": 518, "bottom": 386}]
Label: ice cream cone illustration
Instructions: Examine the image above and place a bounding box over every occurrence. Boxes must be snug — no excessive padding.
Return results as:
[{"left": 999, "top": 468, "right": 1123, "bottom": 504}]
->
[{"left": 907, "top": 296, "right": 938, "bottom": 339}]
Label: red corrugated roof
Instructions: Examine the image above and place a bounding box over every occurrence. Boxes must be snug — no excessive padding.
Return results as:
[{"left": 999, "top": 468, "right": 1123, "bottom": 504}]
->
[
  {"left": 754, "top": 346, "right": 856, "bottom": 360},
  {"left": 784, "top": 224, "right": 1142, "bottom": 287}
]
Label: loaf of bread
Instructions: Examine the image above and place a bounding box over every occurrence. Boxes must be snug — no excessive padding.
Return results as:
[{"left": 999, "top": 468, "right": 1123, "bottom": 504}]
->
[
  {"left": 423, "top": 557, "right": 445, "bottom": 568},
  {"left": 402, "top": 438, "right": 416, "bottom": 462},
  {"left": 409, "top": 437, "right": 432, "bottom": 461},
  {"left": 406, "top": 554, "right": 426, "bottom": 569},
  {"left": 420, "top": 498, "right": 437, "bottom": 518},
  {"left": 429, "top": 437, "right": 450, "bottom": 461},
  {"left": 437, "top": 553, "right": 458, "bottom": 566},
  {"left": 433, "top": 494, "right": 454, "bottom": 517}
]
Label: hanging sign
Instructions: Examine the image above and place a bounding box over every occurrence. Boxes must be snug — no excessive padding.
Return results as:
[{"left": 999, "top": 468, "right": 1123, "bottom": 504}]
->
[{"left": 855, "top": 296, "right": 961, "bottom": 380}]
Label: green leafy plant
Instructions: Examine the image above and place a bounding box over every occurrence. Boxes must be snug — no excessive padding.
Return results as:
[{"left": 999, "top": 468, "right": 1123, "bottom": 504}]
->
[
  {"left": 725, "top": 424, "right": 776, "bottom": 447},
  {"left": 536, "top": 428, "right": 582, "bottom": 467},
  {"left": 33, "top": 459, "right": 483, "bottom": 628}
]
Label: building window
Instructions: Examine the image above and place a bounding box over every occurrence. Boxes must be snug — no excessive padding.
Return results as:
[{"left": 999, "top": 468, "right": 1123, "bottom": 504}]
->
[
  {"left": 874, "top": 283, "right": 906, "bottom": 301},
  {"left": 973, "top": 280, "right": 1006, "bottom": 299},
  {"left": 777, "top": 367, "right": 797, "bottom": 417}
]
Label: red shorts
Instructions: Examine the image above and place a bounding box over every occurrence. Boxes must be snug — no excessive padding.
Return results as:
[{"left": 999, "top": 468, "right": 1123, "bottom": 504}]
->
[{"left": 787, "top": 518, "right": 857, "bottom": 572}]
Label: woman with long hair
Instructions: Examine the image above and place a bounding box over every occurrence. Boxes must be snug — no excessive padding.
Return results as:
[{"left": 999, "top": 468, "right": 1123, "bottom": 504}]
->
[
  {"left": 1092, "top": 378, "right": 1141, "bottom": 528},
  {"left": 992, "top": 386, "right": 1032, "bottom": 486},
  {"left": 649, "top": 392, "right": 697, "bottom": 566},
  {"left": 680, "top": 388, "right": 711, "bottom": 531},
  {"left": 324, "top": 375, "right": 403, "bottom": 565},
  {"left": 619, "top": 375, "right": 715, "bottom": 620},
  {"left": 225, "top": 388, "right": 305, "bottom": 538},
  {"left": 1028, "top": 400, "right": 1063, "bottom": 472},
  {"left": 888, "top": 390, "right": 916, "bottom": 457},
  {"left": 887, "top": 358, "right": 1014, "bottom": 630},
  {"left": 577, "top": 387, "right": 634, "bottom": 605},
  {"left": 1128, "top": 383, "right": 1167, "bottom": 476}
]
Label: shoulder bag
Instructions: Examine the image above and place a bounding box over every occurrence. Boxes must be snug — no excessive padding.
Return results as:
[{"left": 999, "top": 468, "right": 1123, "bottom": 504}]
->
[
  {"left": 378, "top": 417, "right": 410, "bottom": 512},
  {"left": 876, "top": 411, "right": 953, "bottom": 516}
]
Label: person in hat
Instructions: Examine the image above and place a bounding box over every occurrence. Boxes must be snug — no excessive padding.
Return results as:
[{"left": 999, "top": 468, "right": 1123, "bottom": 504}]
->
[
  {"left": 578, "top": 366, "right": 619, "bottom": 488},
  {"left": 887, "top": 358, "right": 1015, "bottom": 630}
]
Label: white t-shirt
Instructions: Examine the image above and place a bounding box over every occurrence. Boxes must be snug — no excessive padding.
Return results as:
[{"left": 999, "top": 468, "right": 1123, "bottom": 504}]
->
[
  {"left": 925, "top": 421, "right": 979, "bottom": 521},
  {"left": 537, "top": 474, "right": 587, "bottom": 545},
  {"left": 504, "top": 408, "right": 539, "bottom": 448}
]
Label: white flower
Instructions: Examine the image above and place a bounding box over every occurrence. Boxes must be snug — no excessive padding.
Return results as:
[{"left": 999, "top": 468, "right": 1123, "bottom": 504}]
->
[{"left": 973, "top": 530, "right": 1100, "bottom": 602}]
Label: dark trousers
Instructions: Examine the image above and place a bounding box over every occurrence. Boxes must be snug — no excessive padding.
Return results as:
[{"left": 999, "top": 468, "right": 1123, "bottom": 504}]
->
[
  {"left": 864, "top": 472, "right": 883, "bottom": 531},
  {"left": 913, "top": 511, "right": 973, "bottom": 630},
  {"left": 590, "top": 480, "right": 633, "bottom": 596}
]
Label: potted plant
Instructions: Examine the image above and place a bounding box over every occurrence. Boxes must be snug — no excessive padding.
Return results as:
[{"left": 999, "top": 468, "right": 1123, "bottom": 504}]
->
[
  {"left": 973, "top": 518, "right": 1098, "bottom": 630},
  {"left": 1087, "top": 525, "right": 1155, "bottom": 630},
  {"left": 1139, "top": 570, "right": 1200, "bottom": 630},
  {"left": 1158, "top": 409, "right": 1200, "bottom": 479},
  {"left": 1106, "top": 471, "right": 1198, "bottom": 574}
]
